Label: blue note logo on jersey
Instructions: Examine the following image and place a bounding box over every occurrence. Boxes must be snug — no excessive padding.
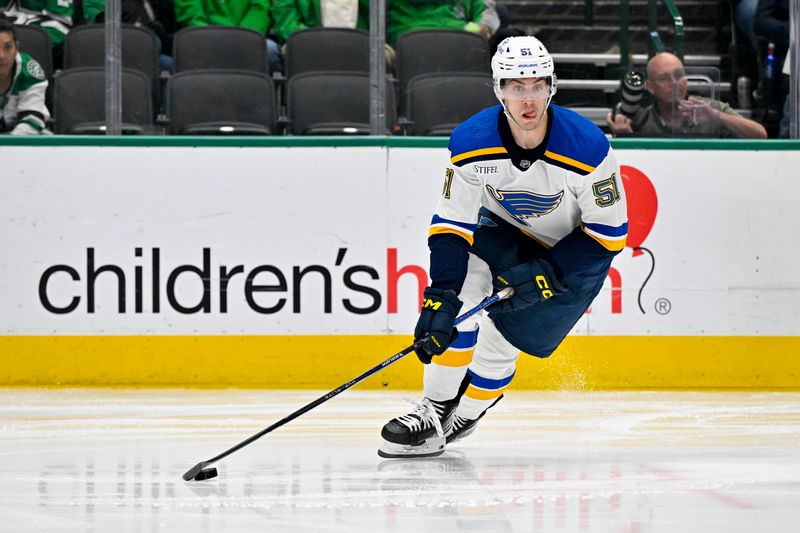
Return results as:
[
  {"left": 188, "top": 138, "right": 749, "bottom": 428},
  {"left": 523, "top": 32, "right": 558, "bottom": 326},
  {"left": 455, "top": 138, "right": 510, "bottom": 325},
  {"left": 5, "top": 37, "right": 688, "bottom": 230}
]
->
[{"left": 486, "top": 185, "right": 564, "bottom": 226}]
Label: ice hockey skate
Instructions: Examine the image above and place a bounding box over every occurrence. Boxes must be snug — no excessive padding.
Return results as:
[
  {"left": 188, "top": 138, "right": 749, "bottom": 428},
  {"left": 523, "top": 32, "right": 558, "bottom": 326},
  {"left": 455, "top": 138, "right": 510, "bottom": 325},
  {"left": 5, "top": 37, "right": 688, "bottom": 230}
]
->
[
  {"left": 378, "top": 397, "right": 457, "bottom": 458},
  {"left": 446, "top": 395, "right": 503, "bottom": 444},
  {"left": 445, "top": 413, "right": 481, "bottom": 444}
]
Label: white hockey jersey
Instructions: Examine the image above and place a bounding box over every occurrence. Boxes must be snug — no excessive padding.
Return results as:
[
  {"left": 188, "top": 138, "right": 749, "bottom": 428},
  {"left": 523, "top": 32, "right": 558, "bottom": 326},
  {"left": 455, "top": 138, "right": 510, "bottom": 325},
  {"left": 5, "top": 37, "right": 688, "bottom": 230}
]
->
[
  {"left": 0, "top": 52, "right": 49, "bottom": 134},
  {"left": 428, "top": 104, "right": 628, "bottom": 291}
]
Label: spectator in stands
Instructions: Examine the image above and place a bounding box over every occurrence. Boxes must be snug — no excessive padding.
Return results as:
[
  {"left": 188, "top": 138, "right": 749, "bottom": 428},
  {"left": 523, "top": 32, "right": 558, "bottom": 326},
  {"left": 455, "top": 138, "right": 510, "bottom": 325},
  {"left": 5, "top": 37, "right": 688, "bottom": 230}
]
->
[
  {"left": 1, "top": 0, "right": 73, "bottom": 46},
  {"left": 90, "top": 0, "right": 177, "bottom": 72},
  {"left": 272, "top": 0, "right": 371, "bottom": 67},
  {"left": 489, "top": 25, "right": 524, "bottom": 58},
  {"left": 606, "top": 51, "right": 767, "bottom": 138},
  {"left": 477, "top": 0, "right": 501, "bottom": 39},
  {"left": 754, "top": 0, "right": 789, "bottom": 137},
  {"left": 779, "top": 52, "right": 790, "bottom": 138},
  {"left": 173, "top": 0, "right": 280, "bottom": 72},
  {"left": 754, "top": 0, "right": 788, "bottom": 69},
  {"left": 0, "top": 17, "right": 49, "bottom": 134},
  {"left": 734, "top": 0, "right": 759, "bottom": 54},
  {"left": 274, "top": 1, "right": 502, "bottom": 45},
  {"left": 272, "top": 0, "right": 370, "bottom": 46},
  {"left": 274, "top": 1, "right": 502, "bottom": 72},
  {"left": 386, "top": 0, "right": 486, "bottom": 47},
  {"left": 0, "top": 0, "right": 73, "bottom": 46},
  {"left": 79, "top": 0, "right": 105, "bottom": 24}
]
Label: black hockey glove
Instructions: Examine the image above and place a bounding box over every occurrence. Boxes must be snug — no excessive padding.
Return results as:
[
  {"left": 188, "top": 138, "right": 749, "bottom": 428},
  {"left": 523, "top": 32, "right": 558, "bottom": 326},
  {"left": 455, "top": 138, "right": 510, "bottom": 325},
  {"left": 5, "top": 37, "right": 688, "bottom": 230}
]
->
[
  {"left": 492, "top": 259, "right": 567, "bottom": 313},
  {"left": 413, "top": 287, "right": 462, "bottom": 364}
]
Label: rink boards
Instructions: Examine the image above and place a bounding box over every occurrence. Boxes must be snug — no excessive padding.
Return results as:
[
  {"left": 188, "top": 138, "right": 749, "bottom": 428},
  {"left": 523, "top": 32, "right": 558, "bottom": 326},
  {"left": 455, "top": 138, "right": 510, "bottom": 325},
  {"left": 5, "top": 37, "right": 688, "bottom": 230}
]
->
[{"left": 1, "top": 137, "right": 799, "bottom": 389}]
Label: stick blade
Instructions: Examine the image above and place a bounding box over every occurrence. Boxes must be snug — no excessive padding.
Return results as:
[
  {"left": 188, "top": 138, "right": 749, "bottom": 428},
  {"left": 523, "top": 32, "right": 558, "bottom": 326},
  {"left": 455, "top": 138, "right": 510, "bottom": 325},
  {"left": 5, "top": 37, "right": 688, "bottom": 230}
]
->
[
  {"left": 182, "top": 462, "right": 208, "bottom": 481},
  {"left": 194, "top": 467, "right": 218, "bottom": 480}
]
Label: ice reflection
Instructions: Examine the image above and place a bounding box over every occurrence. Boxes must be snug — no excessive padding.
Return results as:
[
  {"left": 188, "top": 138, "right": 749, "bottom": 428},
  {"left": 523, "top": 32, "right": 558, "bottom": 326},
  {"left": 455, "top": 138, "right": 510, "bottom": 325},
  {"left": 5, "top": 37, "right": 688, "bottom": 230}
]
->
[{"left": 2, "top": 389, "right": 799, "bottom": 532}]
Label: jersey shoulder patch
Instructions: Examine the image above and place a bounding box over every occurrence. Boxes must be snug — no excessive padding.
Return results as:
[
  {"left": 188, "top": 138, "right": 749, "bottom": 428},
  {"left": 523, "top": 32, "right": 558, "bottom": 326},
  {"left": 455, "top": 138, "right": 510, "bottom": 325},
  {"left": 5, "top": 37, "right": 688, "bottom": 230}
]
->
[
  {"left": 448, "top": 105, "right": 510, "bottom": 167},
  {"left": 25, "top": 56, "right": 46, "bottom": 81},
  {"left": 13, "top": 53, "right": 48, "bottom": 93},
  {"left": 543, "top": 105, "right": 610, "bottom": 175}
]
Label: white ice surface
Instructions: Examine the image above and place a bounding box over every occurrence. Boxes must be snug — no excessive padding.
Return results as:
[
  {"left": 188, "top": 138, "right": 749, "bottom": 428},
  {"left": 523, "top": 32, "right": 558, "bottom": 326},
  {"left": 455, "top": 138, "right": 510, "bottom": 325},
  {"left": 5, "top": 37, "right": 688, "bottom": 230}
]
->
[{"left": 1, "top": 389, "right": 799, "bottom": 532}]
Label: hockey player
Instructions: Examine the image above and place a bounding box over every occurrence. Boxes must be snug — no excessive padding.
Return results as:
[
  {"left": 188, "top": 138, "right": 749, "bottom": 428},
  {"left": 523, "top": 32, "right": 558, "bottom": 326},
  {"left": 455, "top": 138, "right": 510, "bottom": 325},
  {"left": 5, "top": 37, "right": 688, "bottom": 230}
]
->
[
  {"left": 379, "top": 36, "right": 628, "bottom": 458},
  {"left": 0, "top": 18, "right": 49, "bottom": 134}
]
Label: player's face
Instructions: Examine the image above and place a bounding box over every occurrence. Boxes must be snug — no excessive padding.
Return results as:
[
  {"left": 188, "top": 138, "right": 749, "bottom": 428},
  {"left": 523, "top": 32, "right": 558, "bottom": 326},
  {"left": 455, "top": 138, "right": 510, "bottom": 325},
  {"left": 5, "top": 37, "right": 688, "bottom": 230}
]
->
[
  {"left": 502, "top": 78, "right": 550, "bottom": 131},
  {"left": 0, "top": 32, "right": 18, "bottom": 79}
]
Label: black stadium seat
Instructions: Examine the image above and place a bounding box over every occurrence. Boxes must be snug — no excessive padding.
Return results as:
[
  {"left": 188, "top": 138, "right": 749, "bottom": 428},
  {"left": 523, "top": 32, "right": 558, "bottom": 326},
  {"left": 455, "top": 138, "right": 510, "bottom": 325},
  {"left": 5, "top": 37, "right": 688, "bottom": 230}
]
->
[
  {"left": 284, "top": 27, "right": 370, "bottom": 79},
  {"left": 404, "top": 73, "right": 496, "bottom": 136},
  {"left": 286, "top": 71, "right": 395, "bottom": 135},
  {"left": 64, "top": 24, "right": 160, "bottom": 106},
  {"left": 395, "top": 29, "right": 490, "bottom": 116},
  {"left": 53, "top": 67, "right": 153, "bottom": 134},
  {"left": 172, "top": 26, "right": 269, "bottom": 74},
  {"left": 14, "top": 25, "right": 53, "bottom": 78},
  {"left": 166, "top": 70, "right": 276, "bottom": 135}
]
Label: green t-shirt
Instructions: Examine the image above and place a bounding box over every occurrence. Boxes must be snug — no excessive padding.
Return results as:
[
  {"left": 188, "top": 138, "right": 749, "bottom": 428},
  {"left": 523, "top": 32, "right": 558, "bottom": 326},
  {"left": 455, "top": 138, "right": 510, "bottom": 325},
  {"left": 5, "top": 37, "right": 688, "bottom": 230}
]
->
[
  {"left": 386, "top": 0, "right": 484, "bottom": 46},
  {"left": 273, "top": 0, "right": 486, "bottom": 46},
  {"left": 81, "top": 0, "right": 105, "bottom": 23},
  {"left": 272, "top": 0, "right": 370, "bottom": 45},
  {"left": 173, "top": 0, "right": 271, "bottom": 36}
]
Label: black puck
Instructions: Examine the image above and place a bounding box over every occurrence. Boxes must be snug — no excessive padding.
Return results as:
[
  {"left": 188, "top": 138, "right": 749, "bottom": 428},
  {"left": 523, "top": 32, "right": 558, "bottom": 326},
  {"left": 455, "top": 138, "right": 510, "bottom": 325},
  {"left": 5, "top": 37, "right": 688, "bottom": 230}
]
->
[{"left": 194, "top": 467, "right": 218, "bottom": 481}]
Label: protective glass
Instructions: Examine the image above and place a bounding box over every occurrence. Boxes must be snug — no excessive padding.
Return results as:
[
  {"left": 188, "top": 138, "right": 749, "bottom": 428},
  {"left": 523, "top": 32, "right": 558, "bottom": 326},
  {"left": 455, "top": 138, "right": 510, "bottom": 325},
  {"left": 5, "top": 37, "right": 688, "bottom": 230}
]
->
[
  {"left": 663, "top": 67, "right": 723, "bottom": 138},
  {"left": 500, "top": 81, "right": 552, "bottom": 101}
]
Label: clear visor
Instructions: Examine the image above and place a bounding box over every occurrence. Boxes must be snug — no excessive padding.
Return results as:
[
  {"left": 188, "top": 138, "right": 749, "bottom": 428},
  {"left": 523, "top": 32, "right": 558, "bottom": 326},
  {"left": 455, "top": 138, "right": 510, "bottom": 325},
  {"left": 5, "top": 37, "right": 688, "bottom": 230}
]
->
[{"left": 499, "top": 79, "right": 553, "bottom": 101}]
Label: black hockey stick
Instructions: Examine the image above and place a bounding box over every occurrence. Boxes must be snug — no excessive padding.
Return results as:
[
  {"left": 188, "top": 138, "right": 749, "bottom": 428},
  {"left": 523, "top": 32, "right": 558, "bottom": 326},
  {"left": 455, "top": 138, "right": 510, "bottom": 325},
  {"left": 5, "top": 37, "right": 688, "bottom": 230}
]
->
[{"left": 182, "top": 287, "right": 513, "bottom": 481}]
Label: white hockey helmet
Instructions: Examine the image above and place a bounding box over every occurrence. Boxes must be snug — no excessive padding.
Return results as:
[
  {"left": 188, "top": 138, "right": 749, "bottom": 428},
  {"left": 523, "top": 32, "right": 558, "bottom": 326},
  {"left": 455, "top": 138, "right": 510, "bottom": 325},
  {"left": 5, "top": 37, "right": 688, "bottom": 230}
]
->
[{"left": 491, "top": 36, "right": 557, "bottom": 107}]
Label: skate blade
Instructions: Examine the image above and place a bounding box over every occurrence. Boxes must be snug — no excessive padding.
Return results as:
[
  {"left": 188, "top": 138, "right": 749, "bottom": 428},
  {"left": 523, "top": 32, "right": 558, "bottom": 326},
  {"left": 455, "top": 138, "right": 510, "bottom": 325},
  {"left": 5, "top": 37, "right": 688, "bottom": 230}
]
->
[{"left": 377, "top": 436, "right": 446, "bottom": 459}]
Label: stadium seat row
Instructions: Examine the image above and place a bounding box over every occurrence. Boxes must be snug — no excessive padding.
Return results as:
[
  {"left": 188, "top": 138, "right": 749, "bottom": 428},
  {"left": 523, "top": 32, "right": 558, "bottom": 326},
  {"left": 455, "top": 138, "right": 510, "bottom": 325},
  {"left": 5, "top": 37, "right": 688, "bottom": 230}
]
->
[
  {"left": 16, "top": 25, "right": 498, "bottom": 136},
  {"left": 52, "top": 68, "right": 499, "bottom": 136}
]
